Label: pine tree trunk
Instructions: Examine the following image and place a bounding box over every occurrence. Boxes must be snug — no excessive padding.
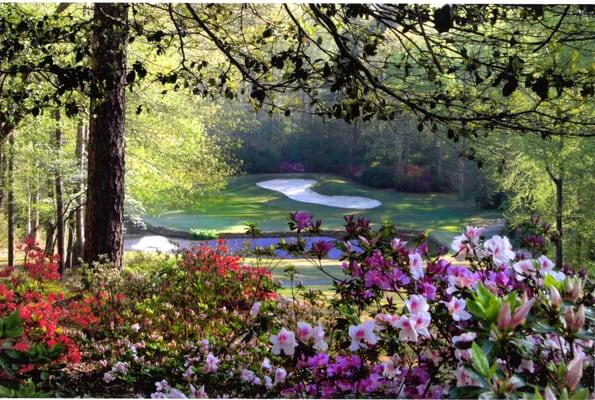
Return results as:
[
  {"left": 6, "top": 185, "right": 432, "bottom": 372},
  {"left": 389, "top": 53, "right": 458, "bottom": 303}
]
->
[
  {"left": 555, "top": 176, "right": 563, "bottom": 268},
  {"left": 65, "top": 220, "right": 74, "bottom": 270},
  {"left": 84, "top": 4, "right": 128, "bottom": 269},
  {"left": 54, "top": 109, "right": 65, "bottom": 275},
  {"left": 32, "top": 190, "right": 39, "bottom": 243},
  {"left": 73, "top": 120, "right": 86, "bottom": 266},
  {"left": 7, "top": 133, "right": 15, "bottom": 267},
  {"left": 0, "top": 147, "right": 4, "bottom": 209}
]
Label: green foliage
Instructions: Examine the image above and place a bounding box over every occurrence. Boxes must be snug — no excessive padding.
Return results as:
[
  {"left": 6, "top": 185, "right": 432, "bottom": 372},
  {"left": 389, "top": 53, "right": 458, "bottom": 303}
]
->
[
  {"left": 189, "top": 229, "right": 219, "bottom": 240},
  {"left": 0, "top": 380, "right": 50, "bottom": 398},
  {"left": 0, "top": 311, "right": 24, "bottom": 340}
]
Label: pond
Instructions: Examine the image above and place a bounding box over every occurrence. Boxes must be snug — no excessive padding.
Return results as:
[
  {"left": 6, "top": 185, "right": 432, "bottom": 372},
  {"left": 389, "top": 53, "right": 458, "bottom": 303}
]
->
[{"left": 124, "top": 235, "right": 361, "bottom": 260}]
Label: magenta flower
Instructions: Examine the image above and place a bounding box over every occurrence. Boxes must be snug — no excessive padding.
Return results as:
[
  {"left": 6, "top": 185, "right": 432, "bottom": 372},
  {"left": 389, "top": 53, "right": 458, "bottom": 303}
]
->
[
  {"left": 291, "top": 211, "right": 312, "bottom": 230},
  {"left": 310, "top": 240, "right": 333, "bottom": 259}
]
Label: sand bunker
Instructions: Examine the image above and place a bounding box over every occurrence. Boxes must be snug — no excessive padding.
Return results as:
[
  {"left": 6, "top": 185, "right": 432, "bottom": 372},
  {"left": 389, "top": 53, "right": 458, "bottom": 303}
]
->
[
  {"left": 256, "top": 179, "right": 381, "bottom": 209},
  {"left": 128, "top": 235, "right": 178, "bottom": 252}
]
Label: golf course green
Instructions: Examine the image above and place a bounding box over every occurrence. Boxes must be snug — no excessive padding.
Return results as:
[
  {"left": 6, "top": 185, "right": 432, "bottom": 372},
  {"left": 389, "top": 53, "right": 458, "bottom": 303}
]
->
[{"left": 143, "top": 173, "right": 500, "bottom": 243}]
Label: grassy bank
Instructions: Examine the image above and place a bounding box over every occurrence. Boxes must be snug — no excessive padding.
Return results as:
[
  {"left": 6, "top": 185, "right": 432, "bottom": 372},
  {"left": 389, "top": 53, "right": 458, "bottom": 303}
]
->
[{"left": 144, "top": 173, "right": 500, "bottom": 241}]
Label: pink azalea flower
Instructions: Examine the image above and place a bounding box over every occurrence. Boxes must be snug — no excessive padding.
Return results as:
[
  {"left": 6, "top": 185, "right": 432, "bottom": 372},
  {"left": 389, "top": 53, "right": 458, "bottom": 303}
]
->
[
  {"left": 270, "top": 328, "right": 298, "bottom": 356},
  {"left": 537, "top": 255, "right": 555, "bottom": 272},
  {"left": 452, "top": 332, "right": 477, "bottom": 344},
  {"left": 450, "top": 226, "right": 485, "bottom": 260},
  {"left": 297, "top": 321, "right": 314, "bottom": 342},
  {"left": 444, "top": 297, "right": 472, "bottom": 321},
  {"left": 412, "top": 311, "right": 431, "bottom": 338},
  {"left": 348, "top": 321, "right": 379, "bottom": 351},
  {"left": 249, "top": 302, "right": 261, "bottom": 316},
  {"left": 484, "top": 235, "right": 515, "bottom": 266},
  {"left": 203, "top": 352, "right": 219, "bottom": 373},
  {"left": 240, "top": 368, "right": 257, "bottom": 383},
  {"left": 274, "top": 367, "right": 287, "bottom": 384},
  {"left": 391, "top": 238, "right": 407, "bottom": 251},
  {"left": 182, "top": 366, "right": 194, "bottom": 382},
  {"left": 382, "top": 358, "right": 401, "bottom": 379},
  {"left": 375, "top": 313, "right": 400, "bottom": 328},
  {"left": 408, "top": 253, "right": 425, "bottom": 280},
  {"left": 312, "top": 324, "right": 328, "bottom": 352},
  {"left": 465, "top": 225, "right": 485, "bottom": 242},
  {"left": 405, "top": 295, "right": 429, "bottom": 315},
  {"left": 103, "top": 372, "right": 115, "bottom": 383},
  {"left": 513, "top": 259, "right": 536, "bottom": 280},
  {"left": 261, "top": 357, "right": 271, "bottom": 371},
  {"left": 396, "top": 316, "right": 418, "bottom": 342},
  {"left": 454, "top": 366, "right": 480, "bottom": 387}
]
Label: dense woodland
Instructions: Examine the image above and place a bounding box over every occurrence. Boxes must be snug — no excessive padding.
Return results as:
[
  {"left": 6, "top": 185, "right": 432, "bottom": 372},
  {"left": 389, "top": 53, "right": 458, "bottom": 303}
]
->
[
  {"left": 0, "top": 4, "right": 592, "bottom": 397},
  {"left": 0, "top": 3, "right": 593, "bottom": 270}
]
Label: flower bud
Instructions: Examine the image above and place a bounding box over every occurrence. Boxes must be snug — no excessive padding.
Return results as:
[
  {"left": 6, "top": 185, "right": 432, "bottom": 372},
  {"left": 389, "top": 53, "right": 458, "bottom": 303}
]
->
[
  {"left": 574, "top": 305, "right": 585, "bottom": 333},
  {"left": 549, "top": 286, "right": 562, "bottom": 308},
  {"left": 565, "top": 307, "right": 575, "bottom": 331},
  {"left": 564, "top": 278, "right": 574, "bottom": 294},
  {"left": 565, "top": 356, "right": 584, "bottom": 391},
  {"left": 543, "top": 387, "right": 556, "bottom": 400},
  {"left": 497, "top": 302, "right": 512, "bottom": 331},
  {"left": 510, "top": 299, "right": 534, "bottom": 329},
  {"left": 570, "top": 280, "right": 583, "bottom": 302}
]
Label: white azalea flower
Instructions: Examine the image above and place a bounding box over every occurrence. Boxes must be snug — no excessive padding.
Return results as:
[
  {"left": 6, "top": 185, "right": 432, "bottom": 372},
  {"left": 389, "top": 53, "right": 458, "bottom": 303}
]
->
[
  {"left": 408, "top": 252, "right": 426, "bottom": 280},
  {"left": 485, "top": 235, "right": 515, "bottom": 266},
  {"left": 405, "top": 295, "right": 430, "bottom": 315},
  {"left": 348, "top": 320, "right": 379, "bottom": 351},
  {"left": 445, "top": 297, "right": 472, "bottom": 321},
  {"left": 270, "top": 328, "right": 298, "bottom": 356},
  {"left": 396, "top": 316, "right": 418, "bottom": 342}
]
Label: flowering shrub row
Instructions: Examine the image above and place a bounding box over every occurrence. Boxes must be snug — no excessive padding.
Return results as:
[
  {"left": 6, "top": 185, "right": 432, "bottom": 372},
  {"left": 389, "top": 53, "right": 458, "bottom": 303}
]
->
[
  {"left": 19, "top": 213, "right": 589, "bottom": 398},
  {"left": 139, "top": 214, "right": 593, "bottom": 399}
]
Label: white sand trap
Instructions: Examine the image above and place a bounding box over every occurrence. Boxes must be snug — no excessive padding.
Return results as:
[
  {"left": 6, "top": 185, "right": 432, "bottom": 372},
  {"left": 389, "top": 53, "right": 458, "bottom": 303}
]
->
[
  {"left": 128, "top": 235, "right": 178, "bottom": 252},
  {"left": 257, "top": 179, "right": 381, "bottom": 209}
]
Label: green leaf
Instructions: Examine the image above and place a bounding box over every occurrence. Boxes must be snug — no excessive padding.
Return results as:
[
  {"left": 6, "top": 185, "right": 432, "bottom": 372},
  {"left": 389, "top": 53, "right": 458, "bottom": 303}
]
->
[
  {"left": 467, "top": 300, "right": 486, "bottom": 319},
  {"left": 449, "top": 386, "right": 488, "bottom": 399},
  {"left": 471, "top": 342, "right": 490, "bottom": 377},
  {"left": 571, "top": 389, "right": 589, "bottom": 400},
  {"left": 544, "top": 274, "right": 562, "bottom": 290},
  {"left": 3, "top": 312, "right": 23, "bottom": 339},
  {"left": 560, "top": 388, "right": 569, "bottom": 400}
]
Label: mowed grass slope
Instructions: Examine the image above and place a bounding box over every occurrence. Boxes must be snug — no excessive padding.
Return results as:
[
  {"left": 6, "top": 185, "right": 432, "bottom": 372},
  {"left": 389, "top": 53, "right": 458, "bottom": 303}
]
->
[{"left": 144, "top": 173, "right": 499, "bottom": 241}]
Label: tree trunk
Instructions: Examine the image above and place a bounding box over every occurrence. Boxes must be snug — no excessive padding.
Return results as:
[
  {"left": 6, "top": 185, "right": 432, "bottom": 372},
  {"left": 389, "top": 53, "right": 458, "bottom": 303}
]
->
[
  {"left": 73, "top": 120, "right": 87, "bottom": 266},
  {"left": 554, "top": 175, "right": 563, "bottom": 268},
  {"left": 84, "top": 4, "right": 128, "bottom": 269},
  {"left": 545, "top": 165, "right": 564, "bottom": 268},
  {"left": 65, "top": 219, "right": 74, "bottom": 270},
  {"left": 7, "top": 133, "right": 15, "bottom": 267},
  {"left": 0, "top": 146, "right": 4, "bottom": 209},
  {"left": 32, "top": 190, "right": 39, "bottom": 243},
  {"left": 54, "top": 109, "right": 65, "bottom": 275}
]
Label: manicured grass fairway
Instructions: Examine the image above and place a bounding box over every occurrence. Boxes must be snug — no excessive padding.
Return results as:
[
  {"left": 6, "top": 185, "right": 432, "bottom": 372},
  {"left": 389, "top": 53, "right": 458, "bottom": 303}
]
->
[{"left": 144, "top": 173, "right": 499, "bottom": 243}]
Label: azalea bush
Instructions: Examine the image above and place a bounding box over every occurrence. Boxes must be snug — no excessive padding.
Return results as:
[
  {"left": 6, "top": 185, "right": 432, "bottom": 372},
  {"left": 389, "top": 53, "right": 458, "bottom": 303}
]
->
[
  {"left": 4, "top": 216, "right": 591, "bottom": 399},
  {"left": 67, "top": 241, "right": 280, "bottom": 396},
  {"left": 142, "top": 213, "right": 593, "bottom": 399},
  {"left": 0, "top": 240, "right": 92, "bottom": 393}
]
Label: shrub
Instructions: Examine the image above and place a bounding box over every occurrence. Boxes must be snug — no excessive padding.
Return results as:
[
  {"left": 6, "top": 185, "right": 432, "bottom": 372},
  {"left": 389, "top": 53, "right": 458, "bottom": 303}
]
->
[
  {"left": 142, "top": 214, "right": 593, "bottom": 399},
  {"left": 394, "top": 164, "right": 433, "bottom": 193},
  {"left": 67, "top": 240, "right": 280, "bottom": 396},
  {"left": 359, "top": 164, "right": 394, "bottom": 188},
  {"left": 189, "top": 229, "right": 219, "bottom": 240},
  {"left": 0, "top": 241, "right": 92, "bottom": 391},
  {"left": 279, "top": 161, "right": 305, "bottom": 173}
]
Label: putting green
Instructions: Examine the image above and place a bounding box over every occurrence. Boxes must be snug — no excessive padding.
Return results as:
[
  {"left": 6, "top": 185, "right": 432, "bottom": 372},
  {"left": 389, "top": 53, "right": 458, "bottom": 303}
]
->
[{"left": 143, "top": 173, "right": 499, "bottom": 243}]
